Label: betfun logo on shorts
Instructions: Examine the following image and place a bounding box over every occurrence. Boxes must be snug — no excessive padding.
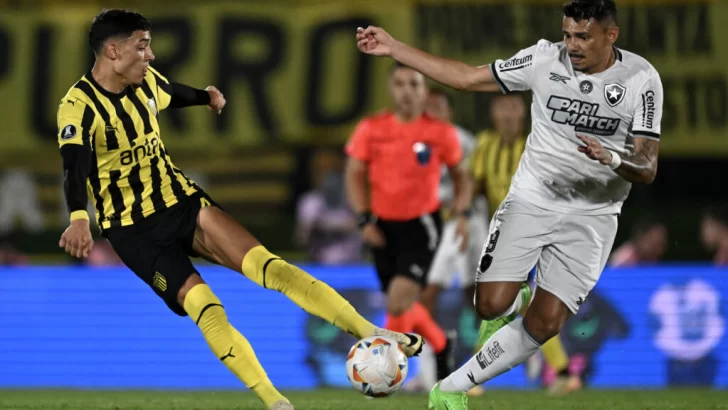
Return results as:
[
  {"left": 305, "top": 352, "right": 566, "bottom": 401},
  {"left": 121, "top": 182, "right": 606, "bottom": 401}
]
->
[{"left": 546, "top": 96, "right": 621, "bottom": 136}]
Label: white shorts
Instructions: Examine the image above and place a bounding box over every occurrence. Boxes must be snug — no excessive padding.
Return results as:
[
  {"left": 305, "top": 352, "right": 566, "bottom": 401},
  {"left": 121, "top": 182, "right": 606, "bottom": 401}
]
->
[
  {"left": 427, "top": 216, "right": 488, "bottom": 288},
  {"left": 475, "top": 195, "right": 618, "bottom": 313}
]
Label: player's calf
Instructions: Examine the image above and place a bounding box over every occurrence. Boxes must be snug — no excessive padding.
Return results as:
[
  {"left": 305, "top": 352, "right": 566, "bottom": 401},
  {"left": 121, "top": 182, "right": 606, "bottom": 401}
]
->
[
  {"left": 180, "top": 278, "right": 289, "bottom": 409},
  {"left": 521, "top": 287, "right": 571, "bottom": 343}
]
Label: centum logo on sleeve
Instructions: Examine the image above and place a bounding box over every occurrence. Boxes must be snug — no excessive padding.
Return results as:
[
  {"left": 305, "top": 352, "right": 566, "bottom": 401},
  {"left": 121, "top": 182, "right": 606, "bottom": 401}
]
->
[{"left": 61, "top": 124, "right": 77, "bottom": 140}]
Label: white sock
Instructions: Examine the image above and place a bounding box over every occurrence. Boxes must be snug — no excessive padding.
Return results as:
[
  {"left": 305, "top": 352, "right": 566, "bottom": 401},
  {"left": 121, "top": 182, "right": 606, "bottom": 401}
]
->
[{"left": 439, "top": 318, "right": 541, "bottom": 392}]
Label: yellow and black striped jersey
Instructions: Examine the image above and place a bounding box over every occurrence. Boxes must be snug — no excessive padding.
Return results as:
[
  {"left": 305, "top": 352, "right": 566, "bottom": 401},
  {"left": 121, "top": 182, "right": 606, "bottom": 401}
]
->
[
  {"left": 471, "top": 130, "right": 527, "bottom": 218},
  {"left": 57, "top": 67, "right": 199, "bottom": 230}
]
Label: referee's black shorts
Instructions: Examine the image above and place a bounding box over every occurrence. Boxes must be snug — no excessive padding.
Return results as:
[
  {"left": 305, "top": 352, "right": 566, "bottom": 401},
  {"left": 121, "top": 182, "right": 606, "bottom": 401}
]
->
[
  {"left": 105, "top": 190, "right": 219, "bottom": 316},
  {"left": 371, "top": 209, "right": 443, "bottom": 292}
]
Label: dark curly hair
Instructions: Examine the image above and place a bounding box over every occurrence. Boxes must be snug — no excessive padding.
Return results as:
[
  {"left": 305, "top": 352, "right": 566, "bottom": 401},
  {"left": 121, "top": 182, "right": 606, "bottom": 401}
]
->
[
  {"left": 88, "top": 9, "right": 151, "bottom": 55},
  {"left": 563, "top": 0, "right": 617, "bottom": 24}
]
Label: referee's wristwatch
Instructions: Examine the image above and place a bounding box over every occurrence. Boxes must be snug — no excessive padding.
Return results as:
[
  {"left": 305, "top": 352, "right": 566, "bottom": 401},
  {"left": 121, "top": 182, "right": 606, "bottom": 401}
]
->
[
  {"left": 357, "top": 211, "right": 376, "bottom": 229},
  {"left": 454, "top": 209, "right": 472, "bottom": 219}
]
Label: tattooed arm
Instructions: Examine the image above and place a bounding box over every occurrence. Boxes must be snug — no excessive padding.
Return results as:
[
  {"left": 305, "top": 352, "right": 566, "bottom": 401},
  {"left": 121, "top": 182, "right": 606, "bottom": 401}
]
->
[
  {"left": 577, "top": 134, "right": 659, "bottom": 184},
  {"left": 612, "top": 137, "right": 659, "bottom": 183}
]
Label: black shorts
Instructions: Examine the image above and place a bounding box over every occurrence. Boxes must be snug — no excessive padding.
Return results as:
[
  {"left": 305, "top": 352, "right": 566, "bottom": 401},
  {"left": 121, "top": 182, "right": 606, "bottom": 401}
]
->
[
  {"left": 105, "top": 191, "right": 219, "bottom": 316},
  {"left": 371, "top": 210, "right": 443, "bottom": 292}
]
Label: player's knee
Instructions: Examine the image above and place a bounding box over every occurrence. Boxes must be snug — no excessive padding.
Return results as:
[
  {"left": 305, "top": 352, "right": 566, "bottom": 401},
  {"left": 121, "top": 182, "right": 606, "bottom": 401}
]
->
[
  {"left": 523, "top": 310, "right": 564, "bottom": 343},
  {"left": 474, "top": 296, "right": 510, "bottom": 320},
  {"left": 177, "top": 273, "right": 207, "bottom": 308}
]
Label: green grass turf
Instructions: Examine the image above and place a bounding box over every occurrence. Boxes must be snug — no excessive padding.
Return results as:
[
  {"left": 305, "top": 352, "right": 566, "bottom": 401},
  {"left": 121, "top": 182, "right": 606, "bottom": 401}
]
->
[{"left": 1, "top": 389, "right": 727, "bottom": 410}]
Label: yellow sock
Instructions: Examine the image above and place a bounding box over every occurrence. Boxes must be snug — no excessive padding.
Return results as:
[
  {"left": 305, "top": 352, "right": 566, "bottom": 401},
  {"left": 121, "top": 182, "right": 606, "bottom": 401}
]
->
[
  {"left": 184, "top": 284, "right": 287, "bottom": 408},
  {"left": 541, "top": 335, "right": 569, "bottom": 373},
  {"left": 242, "top": 245, "right": 375, "bottom": 339}
]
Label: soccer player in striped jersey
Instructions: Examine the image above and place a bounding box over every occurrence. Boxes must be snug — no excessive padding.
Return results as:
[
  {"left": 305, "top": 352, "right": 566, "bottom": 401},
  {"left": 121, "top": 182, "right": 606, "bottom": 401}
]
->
[{"left": 57, "top": 9, "right": 423, "bottom": 410}]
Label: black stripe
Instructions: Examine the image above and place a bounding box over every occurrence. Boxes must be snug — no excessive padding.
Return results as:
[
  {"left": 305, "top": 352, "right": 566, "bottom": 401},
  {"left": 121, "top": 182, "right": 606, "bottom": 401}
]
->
[
  {"left": 75, "top": 80, "right": 119, "bottom": 150},
  {"left": 88, "top": 152, "right": 105, "bottom": 225},
  {"left": 149, "top": 156, "right": 166, "bottom": 213},
  {"left": 173, "top": 167, "right": 201, "bottom": 191},
  {"left": 633, "top": 130, "right": 660, "bottom": 140},
  {"left": 499, "top": 64, "right": 530, "bottom": 73},
  {"left": 490, "top": 63, "right": 510, "bottom": 93},
  {"left": 127, "top": 164, "right": 145, "bottom": 223},
  {"left": 262, "top": 258, "right": 282, "bottom": 289},
  {"left": 159, "top": 148, "right": 187, "bottom": 201},
  {"left": 109, "top": 97, "right": 138, "bottom": 145},
  {"left": 129, "top": 89, "right": 154, "bottom": 135},
  {"left": 80, "top": 105, "right": 95, "bottom": 150},
  {"left": 107, "top": 170, "right": 126, "bottom": 221},
  {"left": 614, "top": 47, "right": 623, "bottom": 62},
  {"left": 641, "top": 93, "right": 647, "bottom": 128},
  {"left": 140, "top": 80, "right": 157, "bottom": 115},
  {"left": 153, "top": 72, "right": 172, "bottom": 96},
  {"left": 195, "top": 303, "right": 224, "bottom": 325}
]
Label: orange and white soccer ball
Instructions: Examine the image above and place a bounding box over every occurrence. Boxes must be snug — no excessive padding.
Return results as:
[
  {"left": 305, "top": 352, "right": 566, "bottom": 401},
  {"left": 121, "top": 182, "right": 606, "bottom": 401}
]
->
[{"left": 346, "top": 336, "right": 409, "bottom": 397}]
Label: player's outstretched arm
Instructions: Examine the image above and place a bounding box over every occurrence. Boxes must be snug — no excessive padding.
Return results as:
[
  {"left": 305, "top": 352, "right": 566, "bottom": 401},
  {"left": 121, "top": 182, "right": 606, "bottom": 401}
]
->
[
  {"left": 356, "top": 26, "right": 500, "bottom": 92},
  {"left": 577, "top": 135, "right": 658, "bottom": 184},
  {"left": 166, "top": 83, "right": 226, "bottom": 114}
]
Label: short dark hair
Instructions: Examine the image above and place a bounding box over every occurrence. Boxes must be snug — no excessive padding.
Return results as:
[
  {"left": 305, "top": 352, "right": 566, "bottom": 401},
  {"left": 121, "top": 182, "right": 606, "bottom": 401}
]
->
[
  {"left": 428, "top": 87, "right": 454, "bottom": 108},
  {"left": 563, "top": 0, "right": 617, "bottom": 24},
  {"left": 88, "top": 9, "right": 151, "bottom": 55},
  {"left": 389, "top": 61, "right": 415, "bottom": 76}
]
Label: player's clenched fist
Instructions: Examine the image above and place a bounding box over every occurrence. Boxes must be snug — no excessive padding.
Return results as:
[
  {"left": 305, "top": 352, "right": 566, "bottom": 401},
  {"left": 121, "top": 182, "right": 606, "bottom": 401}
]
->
[
  {"left": 205, "top": 86, "right": 226, "bottom": 114},
  {"left": 59, "top": 219, "right": 94, "bottom": 259},
  {"left": 356, "top": 26, "right": 396, "bottom": 57}
]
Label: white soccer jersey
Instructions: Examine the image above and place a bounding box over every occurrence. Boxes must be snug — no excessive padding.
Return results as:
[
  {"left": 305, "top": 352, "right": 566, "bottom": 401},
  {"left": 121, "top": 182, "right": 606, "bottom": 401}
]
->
[
  {"left": 439, "top": 124, "right": 476, "bottom": 203},
  {"left": 489, "top": 40, "right": 663, "bottom": 215}
]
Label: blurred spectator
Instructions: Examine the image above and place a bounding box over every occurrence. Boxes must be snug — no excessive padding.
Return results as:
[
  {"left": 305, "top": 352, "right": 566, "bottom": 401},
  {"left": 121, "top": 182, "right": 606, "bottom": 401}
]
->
[
  {"left": 85, "top": 240, "right": 123, "bottom": 266},
  {"left": 609, "top": 220, "right": 668, "bottom": 266},
  {"left": 700, "top": 207, "right": 728, "bottom": 265},
  {"left": 0, "top": 170, "right": 43, "bottom": 235},
  {"left": 295, "top": 168, "right": 362, "bottom": 265},
  {"left": 0, "top": 234, "right": 29, "bottom": 265}
]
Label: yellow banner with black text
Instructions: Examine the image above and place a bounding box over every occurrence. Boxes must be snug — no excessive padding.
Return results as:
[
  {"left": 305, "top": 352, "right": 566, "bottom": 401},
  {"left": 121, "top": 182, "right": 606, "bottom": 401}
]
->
[{"left": 0, "top": 1, "right": 725, "bottom": 155}]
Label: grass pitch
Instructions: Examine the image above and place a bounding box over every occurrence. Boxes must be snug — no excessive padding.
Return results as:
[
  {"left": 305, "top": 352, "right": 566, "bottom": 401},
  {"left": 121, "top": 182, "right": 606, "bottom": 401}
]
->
[{"left": 1, "top": 388, "right": 727, "bottom": 409}]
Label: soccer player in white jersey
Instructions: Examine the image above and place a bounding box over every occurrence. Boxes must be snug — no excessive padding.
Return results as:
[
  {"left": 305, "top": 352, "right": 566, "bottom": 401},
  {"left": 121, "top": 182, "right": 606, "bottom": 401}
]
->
[{"left": 355, "top": 1, "right": 662, "bottom": 408}]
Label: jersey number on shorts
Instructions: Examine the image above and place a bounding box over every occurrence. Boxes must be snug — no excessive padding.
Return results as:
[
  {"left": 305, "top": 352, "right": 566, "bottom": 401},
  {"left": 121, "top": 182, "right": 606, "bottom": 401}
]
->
[
  {"left": 485, "top": 230, "right": 500, "bottom": 253},
  {"left": 200, "top": 197, "right": 211, "bottom": 208},
  {"left": 479, "top": 230, "right": 500, "bottom": 273}
]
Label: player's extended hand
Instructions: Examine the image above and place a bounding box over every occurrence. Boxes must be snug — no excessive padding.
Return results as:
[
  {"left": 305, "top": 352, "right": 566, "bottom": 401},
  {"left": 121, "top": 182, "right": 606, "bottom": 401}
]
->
[
  {"left": 59, "top": 219, "right": 94, "bottom": 259},
  {"left": 205, "top": 86, "right": 226, "bottom": 114},
  {"left": 356, "top": 26, "right": 396, "bottom": 57},
  {"left": 577, "top": 134, "right": 612, "bottom": 165},
  {"left": 362, "top": 223, "right": 386, "bottom": 248},
  {"left": 455, "top": 216, "right": 469, "bottom": 252}
]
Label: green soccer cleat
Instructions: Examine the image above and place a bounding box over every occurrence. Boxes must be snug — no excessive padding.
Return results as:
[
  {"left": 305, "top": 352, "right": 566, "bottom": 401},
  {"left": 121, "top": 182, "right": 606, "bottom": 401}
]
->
[
  {"left": 476, "top": 283, "right": 532, "bottom": 348},
  {"left": 428, "top": 381, "right": 468, "bottom": 410}
]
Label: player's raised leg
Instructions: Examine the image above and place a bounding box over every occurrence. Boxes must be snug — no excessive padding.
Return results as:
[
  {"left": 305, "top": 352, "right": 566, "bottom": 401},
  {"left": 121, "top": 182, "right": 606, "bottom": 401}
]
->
[
  {"left": 428, "top": 198, "right": 545, "bottom": 409},
  {"left": 178, "top": 274, "right": 291, "bottom": 410},
  {"left": 191, "top": 204, "right": 424, "bottom": 356}
]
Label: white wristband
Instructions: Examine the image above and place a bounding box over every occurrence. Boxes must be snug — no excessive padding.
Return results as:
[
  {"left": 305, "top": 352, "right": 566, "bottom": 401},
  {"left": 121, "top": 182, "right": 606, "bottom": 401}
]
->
[{"left": 608, "top": 150, "right": 622, "bottom": 170}]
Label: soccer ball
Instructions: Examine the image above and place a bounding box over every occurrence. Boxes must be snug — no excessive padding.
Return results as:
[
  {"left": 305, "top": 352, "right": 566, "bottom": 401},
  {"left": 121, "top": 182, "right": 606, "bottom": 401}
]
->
[{"left": 346, "top": 336, "right": 408, "bottom": 397}]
